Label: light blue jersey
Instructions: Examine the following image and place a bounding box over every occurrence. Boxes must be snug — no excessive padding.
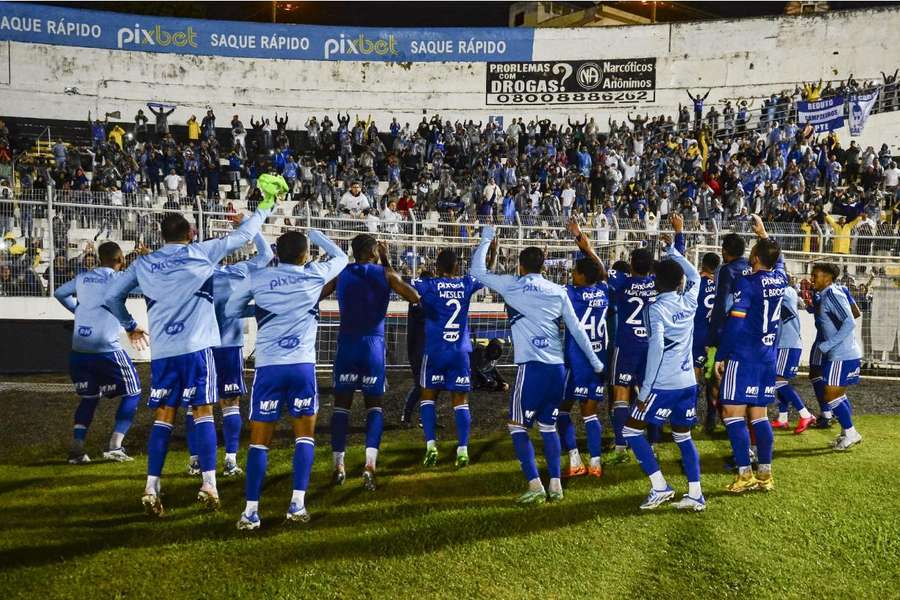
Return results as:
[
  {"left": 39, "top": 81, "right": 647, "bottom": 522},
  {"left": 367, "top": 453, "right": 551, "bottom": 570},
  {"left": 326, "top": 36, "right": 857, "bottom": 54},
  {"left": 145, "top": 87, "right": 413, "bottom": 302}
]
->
[
  {"left": 776, "top": 285, "right": 803, "bottom": 350},
  {"left": 225, "top": 230, "right": 348, "bottom": 367},
  {"left": 639, "top": 244, "right": 700, "bottom": 401},
  {"left": 470, "top": 226, "right": 602, "bottom": 372},
  {"left": 816, "top": 283, "right": 862, "bottom": 362},
  {"left": 214, "top": 233, "right": 274, "bottom": 348},
  {"left": 105, "top": 208, "right": 271, "bottom": 360},
  {"left": 54, "top": 267, "right": 132, "bottom": 353}
]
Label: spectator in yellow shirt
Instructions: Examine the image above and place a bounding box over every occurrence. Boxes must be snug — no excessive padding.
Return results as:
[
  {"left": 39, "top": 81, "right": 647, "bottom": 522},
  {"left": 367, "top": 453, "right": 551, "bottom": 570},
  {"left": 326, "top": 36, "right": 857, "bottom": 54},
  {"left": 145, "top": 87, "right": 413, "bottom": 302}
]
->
[
  {"left": 107, "top": 125, "right": 126, "bottom": 149},
  {"left": 825, "top": 213, "right": 861, "bottom": 254},
  {"left": 187, "top": 115, "right": 200, "bottom": 142}
]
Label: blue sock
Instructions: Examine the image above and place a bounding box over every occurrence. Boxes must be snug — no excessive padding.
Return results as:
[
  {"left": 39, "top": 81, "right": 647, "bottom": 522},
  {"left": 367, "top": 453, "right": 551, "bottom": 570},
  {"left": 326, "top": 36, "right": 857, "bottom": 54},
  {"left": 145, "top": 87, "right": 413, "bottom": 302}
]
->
[
  {"left": 776, "top": 381, "right": 790, "bottom": 413},
  {"left": 751, "top": 418, "right": 774, "bottom": 465},
  {"left": 193, "top": 414, "right": 217, "bottom": 473},
  {"left": 293, "top": 437, "right": 315, "bottom": 492},
  {"left": 330, "top": 408, "right": 349, "bottom": 453},
  {"left": 557, "top": 411, "right": 576, "bottom": 452},
  {"left": 539, "top": 422, "right": 561, "bottom": 480},
  {"left": 73, "top": 396, "right": 99, "bottom": 441},
  {"left": 612, "top": 402, "right": 629, "bottom": 447},
  {"left": 454, "top": 403, "right": 471, "bottom": 448},
  {"left": 777, "top": 382, "right": 805, "bottom": 412},
  {"left": 673, "top": 431, "right": 701, "bottom": 486},
  {"left": 403, "top": 384, "right": 421, "bottom": 419},
  {"left": 185, "top": 409, "right": 197, "bottom": 457},
  {"left": 222, "top": 405, "right": 242, "bottom": 454},
  {"left": 724, "top": 417, "right": 752, "bottom": 468},
  {"left": 114, "top": 394, "right": 140, "bottom": 436},
  {"left": 812, "top": 377, "right": 828, "bottom": 413},
  {"left": 420, "top": 400, "right": 437, "bottom": 443},
  {"left": 509, "top": 425, "right": 539, "bottom": 481},
  {"left": 147, "top": 421, "right": 174, "bottom": 477},
  {"left": 623, "top": 426, "right": 662, "bottom": 481},
  {"left": 365, "top": 406, "right": 384, "bottom": 450},
  {"left": 829, "top": 395, "right": 854, "bottom": 429},
  {"left": 245, "top": 444, "right": 268, "bottom": 502},
  {"left": 583, "top": 414, "right": 602, "bottom": 459}
]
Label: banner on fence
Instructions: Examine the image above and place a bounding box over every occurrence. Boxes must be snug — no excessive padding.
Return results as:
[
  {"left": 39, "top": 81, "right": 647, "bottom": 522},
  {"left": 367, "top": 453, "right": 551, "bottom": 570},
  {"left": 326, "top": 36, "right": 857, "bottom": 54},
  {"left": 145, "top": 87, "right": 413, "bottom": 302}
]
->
[
  {"left": 485, "top": 58, "right": 657, "bottom": 106},
  {"left": 0, "top": 2, "right": 534, "bottom": 62},
  {"left": 796, "top": 96, "right": 845, "bottom": 133},
  {"left": 849, "top": 89, "right": 880, "bottom": 136}
]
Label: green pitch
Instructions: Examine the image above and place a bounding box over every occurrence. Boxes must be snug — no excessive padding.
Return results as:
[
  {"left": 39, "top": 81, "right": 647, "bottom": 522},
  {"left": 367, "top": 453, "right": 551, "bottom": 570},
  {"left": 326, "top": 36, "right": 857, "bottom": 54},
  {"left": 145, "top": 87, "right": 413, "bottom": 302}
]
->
[{"left": 2, "top": 416, "right": 899, "bottom": 599}]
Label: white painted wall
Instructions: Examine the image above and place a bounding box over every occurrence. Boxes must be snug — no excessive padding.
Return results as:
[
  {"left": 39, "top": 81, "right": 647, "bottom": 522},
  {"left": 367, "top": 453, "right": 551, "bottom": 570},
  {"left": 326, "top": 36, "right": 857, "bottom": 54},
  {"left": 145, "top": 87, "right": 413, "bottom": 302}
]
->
[{"left": 1, "top": 7, "right": 899, "bottom": 148}]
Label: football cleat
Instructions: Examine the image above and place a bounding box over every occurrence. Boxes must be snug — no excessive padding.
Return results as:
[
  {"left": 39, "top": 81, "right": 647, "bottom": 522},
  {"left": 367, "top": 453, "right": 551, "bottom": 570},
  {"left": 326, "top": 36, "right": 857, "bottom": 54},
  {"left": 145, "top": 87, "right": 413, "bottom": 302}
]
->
[
  {"left": 588, "top": 465, "right": 603, "bottom": 478},
  {"left": 515, "top": 489, "right": 547, "bottom": 505},
  {"left": 639, "top": 486, "right": 675, "bottom": 510},
  {"left": 832, "top": 430, "right": 862, "bottom": 451},
  {"left": 222, "top": 460, "right": 243, "bottom": 477},
  {"left": 603, "top": 450, "right": 630, "bottom": 466},
  {"left": 186, "top": 459, "right": 201, "bottom": 476},
  {"left": 285, "top": 502, "right": 311, "bottom": 524},
  {"left": 756, "top": 472, "right": 775, "bottom": 491},
  {"left": 103, "top": 448, "right": 133, "bottom": 463},
  {"left": 673, "top": 494, "right": 707, "bottom": 512},
  {"left": 771, "top": 420, "right": 791, "bottom": 430},
  {"left": 68, "top": 452, "right": 91, "bottom": 465},
  {"left": 814, "top": 415, "right": 835, "bottom": 429},
  {"left": 237, "top": 511, "right": 260, "bottom": 531},
  {"left": 332, "top": 466, "right": 346, "bottom": 486},
  {"left": 726, "top": 471, "right": 759, "bottom": 494},
  {"left": 197, "top": 487, "right": 220, "bottom": 511},
  {"left": 455, "top": 451, "right": 469, "bottom": 469},
  {"left": 362, "top": 468, "right": 377, "bottom": 492},
  {"left": 142, "top": 493, "right": 165, "bottom": 518},
  {"left": 423, "top": 446, "right": 438, "bottom": 467},
  {"left": 794, "top": 415, "right": 817, "bottom": 434},
  {"left": 563, "top": 464, "right": 587, "bottom": 479},
  {"left": 547, "top": 489, "right": 564, "bottom": 502}
]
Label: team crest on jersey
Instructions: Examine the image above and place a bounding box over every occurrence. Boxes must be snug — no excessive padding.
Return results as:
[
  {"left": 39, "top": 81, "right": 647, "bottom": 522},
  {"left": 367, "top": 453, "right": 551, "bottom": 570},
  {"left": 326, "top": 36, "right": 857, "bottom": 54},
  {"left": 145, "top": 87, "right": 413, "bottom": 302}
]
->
[
  {"left": 278, "top": 336, "right": 301, "bottom": 349},
  {"left": 77, "top": 326, "right": 93, "bottom": 337},
  {"left": 531, "top": 337, "right": 550, "bottom": 348},
  {"left": 259, "top": 400, "right": 278, "bottom": 412},
  {"left": 164, "top": 321, "right": 185, "bottom": 335}
]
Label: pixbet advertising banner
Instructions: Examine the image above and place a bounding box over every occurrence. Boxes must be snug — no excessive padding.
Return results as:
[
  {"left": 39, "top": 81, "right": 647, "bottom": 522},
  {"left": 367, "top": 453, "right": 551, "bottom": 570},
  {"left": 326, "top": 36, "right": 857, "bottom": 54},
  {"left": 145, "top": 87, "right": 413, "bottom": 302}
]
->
[
  {"left": 485, "top": 58, "right": 656, "bottom": 106},
  {"left": 0, "top": 1, "right": 534, "bottom": 62}
]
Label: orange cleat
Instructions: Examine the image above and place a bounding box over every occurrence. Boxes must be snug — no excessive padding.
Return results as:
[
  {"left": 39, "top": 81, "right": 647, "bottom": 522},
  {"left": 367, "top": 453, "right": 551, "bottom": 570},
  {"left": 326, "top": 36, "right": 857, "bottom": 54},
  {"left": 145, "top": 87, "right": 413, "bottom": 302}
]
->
[
  {"left": 563, "top": 464, "right": 587, "bottom": 479},
  {"left": 588, "top": 465, "right": 603, "bottom": 478},
  {"left": 771, "top": 420, "right": 791, "bottom": 430},
  {"left": 794, "top": 415, "right": 817, "bottom": 434}
]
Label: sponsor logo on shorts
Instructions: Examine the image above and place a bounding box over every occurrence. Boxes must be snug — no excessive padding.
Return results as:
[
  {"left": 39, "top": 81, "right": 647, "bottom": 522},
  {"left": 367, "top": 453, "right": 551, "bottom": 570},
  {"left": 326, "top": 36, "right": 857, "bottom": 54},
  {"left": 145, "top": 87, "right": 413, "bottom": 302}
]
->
[
  {"left": 524, "top": 410, "right": 536, "bottom": 421},
  {"left": 164, "top": 321, "right": 185, "bottom": 335},
  {"left": 618, "top": 373, "right": 633, "bottom": 384},
  {"left": 183, "top": 387, "right": 197, "bottom": 399},
  {"left": 430, "top": 375, "right": 445, "bottom": 384},
  {"left": 745, "top": 386, "right": 759, "bottom": 396},
  {"left": 764, "top": 385, "right": 776, "bottom": 396},
  {"left": 847, "top": 366, "right": 860, "bottom": 379},
  {"left": 100, "top": 384, "right": 117, "bottom": 394},
  {"left": 574, "top": 386, "right": 589, "bottom": 396},
  {"left": 259, "top": 400, "right": 278, "bottom": 412},
  {"left": 224, "top": 383, "right": 241, "bottom": 393},
  {"left": 455, "top": 376, "right": 470, "bottom": 385},
  {"left": 278, "top": 336, "right": 300, "bottom": 349},
  {"left": 150, "top": 388, "right": 170, "bottom": 400},
  {"left": 77, "top": 326, "right": 93, "bottom": 337},
  {"left": 338, "top": 373, "right": 359, "bottom": 384},
  {"left": 292, "top": 397, "right": 314, "bottom": 410},
  {"left": 654, "top": 408, "right": 672, "bottom": 419},
  {"left": 362, "top": 376, "right": 378, "bottom": 386},
  {"left": 74, "top": 381, "right": 89, "bottom": 391},
  {"left": 531, "top": 337, "right": 550, "bottom": 349}
]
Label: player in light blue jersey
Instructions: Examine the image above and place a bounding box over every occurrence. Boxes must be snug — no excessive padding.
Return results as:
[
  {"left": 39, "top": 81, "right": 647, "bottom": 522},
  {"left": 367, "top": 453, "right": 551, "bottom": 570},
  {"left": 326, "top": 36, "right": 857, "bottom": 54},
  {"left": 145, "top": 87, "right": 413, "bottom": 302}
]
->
[
  {"left": 623, "top": 214, "right": 706, "bottom": 511},
  {"left": 54, "top": 242, "right": 144, "bottom": 465},
  {"left": 771, "top": 281, "right": 817, "bottom": 434},
  {"left": 471, "top": 225, "right": 603, "bottom": 504},
  {"left": 413, "top": 249, "right": 483, "bottom": 468},
  {"left": 715, "top": 216, "right": 787, "bottom": 494},
  {"left": 226, "top": 229, "right": 347, "bottom": 530},
  {"left": 558, "top": 219, "right": 608, "bottom": 478},
  {"left": 810, "top": 263, "right": 864, "bottom": 451},
  {"left": 320, "top": 234, "right": 420, "bottom": 491},
  {"left": 105, "top": 173, "right": 284, "bottom": 517}
]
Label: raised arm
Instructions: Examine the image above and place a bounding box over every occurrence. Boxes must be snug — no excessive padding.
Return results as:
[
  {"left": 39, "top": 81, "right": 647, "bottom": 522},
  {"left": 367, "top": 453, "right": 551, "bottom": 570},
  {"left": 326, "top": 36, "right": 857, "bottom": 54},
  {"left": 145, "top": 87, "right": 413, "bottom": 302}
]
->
[
  {"left": 638, "top": 305, "right": 665, "bottom": 402},
  {"left": 378, "top": 241, "right": 419, "bottom": 304},
  {"left": 567, "top": 217, "right": 607, "bottom": 279},
  {"left": 224, "top": 277, "right": 256, "bottom": 319},
  {"left": 469, "top": 225, "right": 516, "bottom": 294},
  {"left": 561, "top": 290, "right": 604, "bottom": 373},
  {"left": 103, "top": 266, "right": 148, "bottom": 350},
  {"left": 308, "top": 229, "right": 349, "bottom": 282},
  {"left": 53, "top": 278, "right": 78, "bottom": 314}
]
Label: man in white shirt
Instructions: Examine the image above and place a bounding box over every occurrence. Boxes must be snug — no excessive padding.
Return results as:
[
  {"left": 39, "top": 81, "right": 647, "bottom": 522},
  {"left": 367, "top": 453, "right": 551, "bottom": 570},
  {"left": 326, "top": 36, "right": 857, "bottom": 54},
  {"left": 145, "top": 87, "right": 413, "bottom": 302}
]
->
[
  {"left": 560, "top": 182, "right": 576, "bottom": 220},
  {"left": 364, "top": 209, "right": 380, "bottom": 233},
  {"left": 529, "top": 184, "right": 542, "bottom": 214},
  {"left": 164, "top": 169, "right": 182, "bottom": 201},
  {"left": 339, "top": 181, "right": 371, "bottom": 217},
  {"left": 381, "top": 200, "right": 401, "bottom": 235},
  {"left": 483, "top": 178, "right": 500, "bottom": 205},
  {"left": 884, "top": 161, "right": 899, "bottom": 192}
]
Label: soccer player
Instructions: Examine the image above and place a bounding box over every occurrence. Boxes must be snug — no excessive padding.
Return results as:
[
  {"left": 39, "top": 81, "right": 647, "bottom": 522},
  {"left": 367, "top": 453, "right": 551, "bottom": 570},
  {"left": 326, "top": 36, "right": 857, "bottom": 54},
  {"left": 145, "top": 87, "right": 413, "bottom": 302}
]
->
[
  {"left": 715, "top": 216, "right": 787, "bottom": 493},
  {"left": 106, "top": 173, "right": 285, "bottom": 516},
  {"left": 226, "top": 229, "right": 348, "bottom": 530},
  {"left": 694, "top": 251, "right": 720, "bottom": 434},
  {"left": 470, "top": 225, "right": 603, "bottom": 504},
  {"left": 322, "top": 234, "right": 419, "bottom": 491},
  {"left": 809, "top": 263, "right": 864, "bottom": 450},
  {"left": 623, "top": 214, "right": 706, "bottom": 511},
  {"left": 606, "top": 244, "right": 657, "bottom": 464},
  {"left": 54, "top": 241, "right": 144, "bottom": 464},
  {"left": 400, "top": 270, "right": 431, "bottom": 427},
  {"left": 413, "top": 249, "right": 482, "bottom": 468},
  {"left": 558, "top": 219, "right": 609, "bottom": 478},
  {"left": 771, "top": 279, "right": 817, "bottom": 433}
]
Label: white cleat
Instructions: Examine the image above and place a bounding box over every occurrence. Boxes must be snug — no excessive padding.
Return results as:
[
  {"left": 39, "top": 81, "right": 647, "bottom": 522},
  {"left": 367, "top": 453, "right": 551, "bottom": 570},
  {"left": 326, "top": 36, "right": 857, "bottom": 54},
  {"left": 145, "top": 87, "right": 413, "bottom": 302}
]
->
[
  {"left": 68, "top": 452, "right": 91, "bottom": 465},
  {"left": 186, "top": 460, "right": 201, "bottom": 476},
  {"left": 639, "top": 486, "right": 675, "bottom": 510},
  {"left": 142, "top": 493, "right": 165, "bottom": 517},
  {"left": 103, "top": 448, "right": 134, "bottom": 463},
  {"left": 285, "top": 502, "right": 311, "bottom": 524},
  {"left": 237, "top": 511, "right": 261, "bottom": 530},
  {"left": 832, "top": 430, "right": 862, "bottom": 451},
  {"left": 672, "top": 494, "right": 707, "bottom": 512},
  {"left": 197, "top": 486, "right": 220, "bottom": 511},
  {"left": 222, "top": 460, "right": 243, "bottom": 477}
]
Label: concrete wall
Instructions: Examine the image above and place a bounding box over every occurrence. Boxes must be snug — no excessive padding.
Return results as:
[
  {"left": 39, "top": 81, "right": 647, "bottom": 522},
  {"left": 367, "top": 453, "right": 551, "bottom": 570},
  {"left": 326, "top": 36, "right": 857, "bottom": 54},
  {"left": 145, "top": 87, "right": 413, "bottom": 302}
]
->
[{"left": 1, "top": 7, "right": 899, "bottom": 149}]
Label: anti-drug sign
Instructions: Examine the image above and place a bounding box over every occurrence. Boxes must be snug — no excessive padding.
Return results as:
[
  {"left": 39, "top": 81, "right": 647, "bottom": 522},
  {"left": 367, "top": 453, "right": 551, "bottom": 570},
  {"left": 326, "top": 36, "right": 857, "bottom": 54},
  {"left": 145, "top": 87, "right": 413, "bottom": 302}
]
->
[{"left": 486, "top": 58, "right": 656, "bottom": 106}]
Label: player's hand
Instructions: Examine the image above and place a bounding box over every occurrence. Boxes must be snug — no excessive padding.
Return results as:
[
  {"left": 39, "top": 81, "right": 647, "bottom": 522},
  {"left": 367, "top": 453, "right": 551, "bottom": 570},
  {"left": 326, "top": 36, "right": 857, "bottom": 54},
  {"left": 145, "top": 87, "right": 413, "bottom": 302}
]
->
[
  {"left": 376, "top": 241, "right": 390, "bottom": 263},
  {"left": 566, "top": 216, "right": 583, "bottom": 239},
  {"left": 714, "top": 360, "right": 725, "bottom": 381},
  {"left": 751, "top": 214, "right": 768, "bottom": 239},
  {"left": 227, "top": 211, "right": 245, "bottom": 226},
  {"left": 670, "top": 213, "right": 684, "bottom": 234},
  {"left": 128, "top": 327, "right": 149, "bottom": 351},
  {"left": 659, "top": 233, "right": 672, "bottom": 247}
]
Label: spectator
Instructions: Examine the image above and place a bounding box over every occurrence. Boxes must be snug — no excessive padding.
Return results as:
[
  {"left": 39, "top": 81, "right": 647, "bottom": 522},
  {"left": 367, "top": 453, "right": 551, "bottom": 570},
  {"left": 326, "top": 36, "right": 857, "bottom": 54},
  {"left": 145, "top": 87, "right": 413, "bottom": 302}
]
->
[
  {"left": 187, "top": 115, "right": 201, "bottom": 142},
  {"left": 339, "top": 180, "right": 370, "bottom": 217}
]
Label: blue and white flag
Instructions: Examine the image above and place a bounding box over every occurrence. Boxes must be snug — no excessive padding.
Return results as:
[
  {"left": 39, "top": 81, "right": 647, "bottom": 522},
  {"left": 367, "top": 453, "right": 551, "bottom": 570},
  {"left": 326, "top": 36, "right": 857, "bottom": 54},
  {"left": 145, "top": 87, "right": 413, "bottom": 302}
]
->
[
  {"left": 849, "top": 89, "right": 880, "bottom": 136},
  {"left": 796, "top": 96, "right": 845, "bottom": 133}
]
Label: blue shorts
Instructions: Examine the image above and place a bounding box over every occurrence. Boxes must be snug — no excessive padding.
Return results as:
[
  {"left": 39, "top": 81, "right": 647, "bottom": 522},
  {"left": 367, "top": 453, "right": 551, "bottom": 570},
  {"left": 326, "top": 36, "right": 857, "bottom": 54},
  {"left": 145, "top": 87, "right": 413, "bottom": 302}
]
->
[
  {"left": 333, "top": 335, "right": 385, "bottom": 396},
  {"left": 509, "top": 361, "right": 566, "bottom": 427},
  {"left": 564, "top": 366, "right": 605, "bottom": 402},
  {"left": 720, "top": 359, "right": 776, "bottom": 407},
  {"left": 421, "top": 351, "right": 471, "bottom": 392},
  {"left": 213, "top": 346, "right": 246, "bottom": 398},
  {"left": 632, "top": 386, "right": 698, "bottom": 427},
  {"left": 692, "top": 343, "right": 707, "bottom": 370},
  {"left": 250, "top": 363, "right": 318, "bottom": 422},
  {"left": 149, "top": 348, "right": 217, "bottom": 409},
  {"left": 775, "top": 348, "right": 802, "bottom": 380},
  {"left": 611, "top": 346, "right": 645, "bottom": 387},
  {"left": 69, "top": 350, "right": 141, "bottom": 399},
  {"left": 809, "top": 343, "right": 823, "bottom": 368},
  {"left": 823, "top": 358, "right": 861, "bottom": 387}
]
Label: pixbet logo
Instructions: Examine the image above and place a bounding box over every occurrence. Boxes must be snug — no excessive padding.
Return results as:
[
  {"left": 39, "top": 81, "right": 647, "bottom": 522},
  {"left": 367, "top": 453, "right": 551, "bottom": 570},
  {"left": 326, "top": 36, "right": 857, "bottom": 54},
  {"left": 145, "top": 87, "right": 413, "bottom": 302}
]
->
[
  {"left": 324, "top": 33, "right": 398, "bottom": 60},
  {"left": 117, "top": 24, "right": 198, "bottom": 50}
]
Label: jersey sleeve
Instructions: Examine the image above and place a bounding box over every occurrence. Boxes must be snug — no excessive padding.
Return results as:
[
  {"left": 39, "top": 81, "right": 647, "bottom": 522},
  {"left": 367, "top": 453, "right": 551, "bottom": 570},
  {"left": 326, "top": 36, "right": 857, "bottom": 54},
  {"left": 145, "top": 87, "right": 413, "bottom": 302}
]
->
[
  {"left": 715, "top": 276, "right": 751, "bottom": 361},
  {"left": 467, "top": 275, "right": 484, "bottom": 295},
  {"left": 53, "top": 277, "right": 78, "bottom": 314},
  {"left": 606, "top": 269, "right": 626, "bottom": 293},
  {"left": 196, "top": 207, "right": 271, "bottom": 265},
  {"left": 666, "top": 243, "right": 699, "bottom": 311},
  {"left": 638, "top": 304, "right": 665, "bottom": 402},
  {"left": 469, "top": 227, "right": 517, "bottom": 295},
  {"left": 306, "top": 230, "right": 349, "bottom": 282},
  {"left": 224, "top": 277, "right": 256, "bottom": 319},
  {"left": 705, "top": 264, "right": 734, "bottom": 347}
]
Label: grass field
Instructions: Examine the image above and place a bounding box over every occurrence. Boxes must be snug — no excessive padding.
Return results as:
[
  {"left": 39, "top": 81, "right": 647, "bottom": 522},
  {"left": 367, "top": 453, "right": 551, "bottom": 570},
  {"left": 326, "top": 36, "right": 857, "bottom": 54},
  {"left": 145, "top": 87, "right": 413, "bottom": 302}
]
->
[{"left": 2, "top": 400, "right": 899, "bottom": 599}]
